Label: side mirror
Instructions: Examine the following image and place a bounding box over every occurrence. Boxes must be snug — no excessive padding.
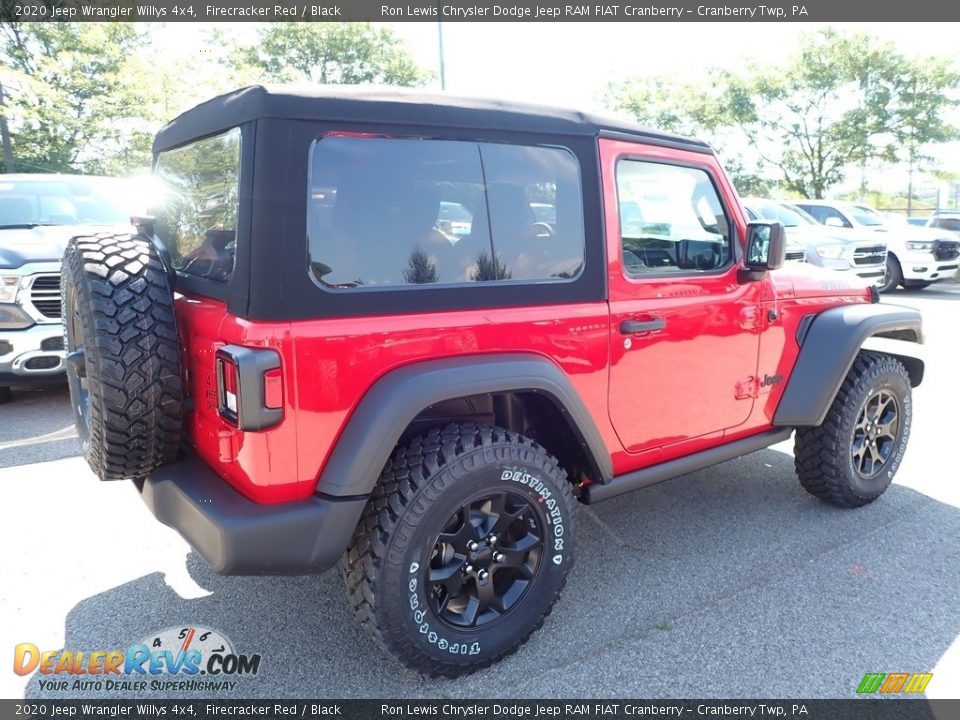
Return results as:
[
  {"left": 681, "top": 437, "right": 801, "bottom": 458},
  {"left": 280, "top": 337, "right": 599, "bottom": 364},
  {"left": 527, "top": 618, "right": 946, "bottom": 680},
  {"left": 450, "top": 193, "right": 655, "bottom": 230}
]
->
[
  {"left": 824, "top": 216, "right": 845, "bottom": 228},
  {"left": 739, "top": 222, "right": 786, "bottom": 282}
]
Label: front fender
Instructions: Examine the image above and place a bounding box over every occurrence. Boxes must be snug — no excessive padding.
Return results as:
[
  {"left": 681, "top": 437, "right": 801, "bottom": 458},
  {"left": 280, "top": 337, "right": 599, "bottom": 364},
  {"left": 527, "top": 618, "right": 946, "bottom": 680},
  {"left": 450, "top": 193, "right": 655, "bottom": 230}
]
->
[{"left": 773, "top": 303, "right": 923, "bottom": 428}]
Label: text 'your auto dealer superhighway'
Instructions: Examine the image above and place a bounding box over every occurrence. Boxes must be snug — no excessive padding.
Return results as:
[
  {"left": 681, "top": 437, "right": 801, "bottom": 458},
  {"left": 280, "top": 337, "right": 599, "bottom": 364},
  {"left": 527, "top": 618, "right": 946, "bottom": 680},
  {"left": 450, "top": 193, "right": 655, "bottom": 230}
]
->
[{"left": 381, "top": 5, "right": 802, "bottom": 18}]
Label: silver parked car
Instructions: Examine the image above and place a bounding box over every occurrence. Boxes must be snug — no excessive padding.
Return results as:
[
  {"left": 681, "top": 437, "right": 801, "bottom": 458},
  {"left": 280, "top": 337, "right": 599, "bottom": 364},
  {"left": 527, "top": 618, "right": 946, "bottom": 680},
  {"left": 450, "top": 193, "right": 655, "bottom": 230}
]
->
[{"left": 742, "top": 198, "right": 887, "bottom": 285}]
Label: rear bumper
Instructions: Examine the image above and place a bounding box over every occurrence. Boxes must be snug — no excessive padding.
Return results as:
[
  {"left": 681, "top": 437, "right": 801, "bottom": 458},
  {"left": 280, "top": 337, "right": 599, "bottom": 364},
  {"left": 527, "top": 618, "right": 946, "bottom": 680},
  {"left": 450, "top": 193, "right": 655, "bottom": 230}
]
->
[{"left": 139, "top": 454, "right": 368, "bottom": 575}]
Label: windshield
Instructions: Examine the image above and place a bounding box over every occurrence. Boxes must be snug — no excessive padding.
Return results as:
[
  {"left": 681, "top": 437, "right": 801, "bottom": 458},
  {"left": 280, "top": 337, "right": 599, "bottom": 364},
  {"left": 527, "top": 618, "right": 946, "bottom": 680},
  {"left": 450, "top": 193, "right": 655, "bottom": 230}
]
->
[
  {"left": 744, "top": 200, "right": 813, "bottom": 227},
  {"left": 931, "top": 217, "right": 960, "bottom": 232},
  {"left": 850, "top": 205, "right": 886, "bottom": 227},
  {"left": 0, "top": 177, "right": 133, "bottom": 228}
]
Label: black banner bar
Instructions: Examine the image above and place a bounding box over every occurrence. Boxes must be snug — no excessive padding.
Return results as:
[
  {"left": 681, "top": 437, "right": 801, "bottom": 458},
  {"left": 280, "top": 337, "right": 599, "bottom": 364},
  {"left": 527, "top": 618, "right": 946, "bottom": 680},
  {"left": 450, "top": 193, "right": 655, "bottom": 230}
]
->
[
  {"left": 1, "top": 699, "right": 953, "bottom": 720},
  {"left": 3, "top": 0, "right": 960, "bottom": 22}
]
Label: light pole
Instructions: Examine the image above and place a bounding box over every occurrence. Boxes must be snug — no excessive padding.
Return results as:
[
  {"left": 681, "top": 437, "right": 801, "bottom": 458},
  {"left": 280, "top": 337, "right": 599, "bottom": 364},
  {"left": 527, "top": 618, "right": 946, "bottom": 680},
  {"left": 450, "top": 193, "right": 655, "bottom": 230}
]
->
[
  {"left": 437, "top": 21, "right": 446, "bottom": 90},
  {"left": 0, "top": 82, "right": 14, "bottom": 173}
]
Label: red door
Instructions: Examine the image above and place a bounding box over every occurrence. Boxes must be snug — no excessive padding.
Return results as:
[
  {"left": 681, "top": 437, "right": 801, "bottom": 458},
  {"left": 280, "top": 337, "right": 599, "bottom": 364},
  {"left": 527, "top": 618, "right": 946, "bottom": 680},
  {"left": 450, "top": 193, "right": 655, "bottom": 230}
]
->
[{"left": 601, "top": 138, "right": 766, "bottom": 456}]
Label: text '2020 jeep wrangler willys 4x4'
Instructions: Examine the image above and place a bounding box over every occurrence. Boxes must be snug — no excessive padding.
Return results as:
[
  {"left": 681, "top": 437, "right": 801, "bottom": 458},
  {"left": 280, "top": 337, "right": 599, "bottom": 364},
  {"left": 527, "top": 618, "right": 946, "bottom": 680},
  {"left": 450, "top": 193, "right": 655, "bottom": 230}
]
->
[{"left": 62, "top": 86, "right": 924, "bottom": 677}]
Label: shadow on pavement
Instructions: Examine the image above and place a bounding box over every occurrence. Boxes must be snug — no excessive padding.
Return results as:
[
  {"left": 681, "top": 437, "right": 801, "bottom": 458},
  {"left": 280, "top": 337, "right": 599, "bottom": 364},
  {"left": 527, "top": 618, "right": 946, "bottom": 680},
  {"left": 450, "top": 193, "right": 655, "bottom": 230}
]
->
[
  {"left": 0, "top": 384, "right": 79, "bottom": 469},
  {"left": 24, "top": 447, "right": 960, "bottom": 698},
  {"left": 885, "top": 282, "right": 960, "bottom": 300}
]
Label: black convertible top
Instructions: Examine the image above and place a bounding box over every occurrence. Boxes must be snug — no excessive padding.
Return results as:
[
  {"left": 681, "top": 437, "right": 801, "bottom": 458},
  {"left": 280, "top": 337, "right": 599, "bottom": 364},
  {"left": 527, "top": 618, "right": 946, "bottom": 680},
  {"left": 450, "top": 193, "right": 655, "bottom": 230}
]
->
[{"left": 152, "top": 84, "right": 711, "bottom": 154}]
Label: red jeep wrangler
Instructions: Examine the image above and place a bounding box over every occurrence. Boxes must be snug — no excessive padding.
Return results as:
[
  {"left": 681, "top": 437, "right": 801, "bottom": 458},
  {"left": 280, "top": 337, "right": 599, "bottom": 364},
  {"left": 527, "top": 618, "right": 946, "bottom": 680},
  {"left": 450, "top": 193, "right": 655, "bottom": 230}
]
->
[{"left": 62, "top": 86, "right": 923, "bottom": 677}]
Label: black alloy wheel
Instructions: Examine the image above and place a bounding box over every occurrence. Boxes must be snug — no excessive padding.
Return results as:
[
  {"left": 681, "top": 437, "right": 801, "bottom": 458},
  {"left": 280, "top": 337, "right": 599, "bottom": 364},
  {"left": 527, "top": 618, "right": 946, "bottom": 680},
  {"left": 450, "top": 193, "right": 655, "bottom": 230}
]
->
[
  {"left": 427, "top": 490, "right": 543, "bottom": 630},
  {"left": 342, "top": 423, "right": 576, "bottom": 676}
]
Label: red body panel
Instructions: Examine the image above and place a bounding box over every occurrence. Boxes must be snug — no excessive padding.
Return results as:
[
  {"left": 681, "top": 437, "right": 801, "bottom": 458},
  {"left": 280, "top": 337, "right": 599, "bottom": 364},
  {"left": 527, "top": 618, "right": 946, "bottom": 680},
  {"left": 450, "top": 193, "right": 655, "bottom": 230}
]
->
[
  {"left": 177, "top": 296, "right": 613, "bottom": 503},
  {"left": 175, "top": 139, "right": 872, "bottom": 504}
]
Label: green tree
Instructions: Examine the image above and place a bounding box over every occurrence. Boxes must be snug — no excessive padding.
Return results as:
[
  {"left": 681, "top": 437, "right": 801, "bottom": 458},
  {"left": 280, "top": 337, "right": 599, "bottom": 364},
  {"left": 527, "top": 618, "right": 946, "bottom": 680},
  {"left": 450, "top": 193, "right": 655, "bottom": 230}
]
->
[
  {"left": 234, "top": 23, "right": 427, "bottom": 86},
  {"left": 605, "top": 75, "right": 775, "bottom": 195},
  {"left": 606, "top": 29, "right": 960, "bottom": 200},
  {"left": 471, "top": 251, "right": 511, "bottom": 282},
  {"left": 711, "top": 30, "right": 906, "bottom": 199},
  {"left": 879, "top": 57, "right": 960, "bottom": 212},
  {"left": 605, "top": 75, "right": 718, "bottom": 138},
  {"left": 0, "top": 22, "right": 156, "bottom": 174},
  {"left": 402, "top": 247, "right": 439, "bottom": 284}
]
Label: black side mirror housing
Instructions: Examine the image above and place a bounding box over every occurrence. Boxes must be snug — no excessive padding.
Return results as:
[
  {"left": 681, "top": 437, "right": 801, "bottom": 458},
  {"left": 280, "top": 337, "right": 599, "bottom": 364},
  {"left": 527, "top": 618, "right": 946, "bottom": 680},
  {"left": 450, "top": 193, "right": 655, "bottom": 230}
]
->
[{"left": 739, "top": 221, "right": 786, "bottom": 281}]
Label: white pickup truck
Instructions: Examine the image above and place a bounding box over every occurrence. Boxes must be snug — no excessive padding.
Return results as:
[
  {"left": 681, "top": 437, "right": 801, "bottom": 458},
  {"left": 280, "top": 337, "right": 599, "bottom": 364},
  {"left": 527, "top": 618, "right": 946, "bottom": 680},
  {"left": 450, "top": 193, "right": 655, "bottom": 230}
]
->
[{"left": 792, "top": 199, "right": 960, "bottom": 293}]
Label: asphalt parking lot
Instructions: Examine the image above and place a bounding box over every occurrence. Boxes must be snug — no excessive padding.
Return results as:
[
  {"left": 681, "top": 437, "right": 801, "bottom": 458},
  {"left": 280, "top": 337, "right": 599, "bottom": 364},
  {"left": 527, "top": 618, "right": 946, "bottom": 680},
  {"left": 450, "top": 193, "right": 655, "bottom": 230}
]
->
[{"left": 1, "top": 285, "right": 958, "bottom": 700}]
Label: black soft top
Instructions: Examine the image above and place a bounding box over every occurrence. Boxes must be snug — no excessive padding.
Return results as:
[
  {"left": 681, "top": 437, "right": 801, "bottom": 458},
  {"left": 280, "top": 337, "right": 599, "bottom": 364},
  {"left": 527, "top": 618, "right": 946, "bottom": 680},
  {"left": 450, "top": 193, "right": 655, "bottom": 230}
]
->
[{"left": 152, "top": 84, "right": 711, "bottom": 154}]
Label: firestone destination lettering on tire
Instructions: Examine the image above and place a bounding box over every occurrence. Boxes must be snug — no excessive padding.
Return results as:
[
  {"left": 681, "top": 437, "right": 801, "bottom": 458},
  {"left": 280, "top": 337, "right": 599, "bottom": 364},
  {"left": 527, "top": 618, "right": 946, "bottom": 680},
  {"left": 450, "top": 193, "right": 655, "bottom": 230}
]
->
[
  {"left": 408, "top": 561, "right": 481, "bottom": 657},
  {"left": 501, "top": 469, "right": 567, "bottom": 565}
]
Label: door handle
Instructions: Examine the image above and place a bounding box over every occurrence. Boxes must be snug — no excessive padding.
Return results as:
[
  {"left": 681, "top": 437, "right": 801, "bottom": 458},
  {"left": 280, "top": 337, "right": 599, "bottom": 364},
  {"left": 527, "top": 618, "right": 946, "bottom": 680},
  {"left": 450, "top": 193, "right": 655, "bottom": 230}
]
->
[{"left": 620, "top": 318, "right": 666, "bottom": 334}]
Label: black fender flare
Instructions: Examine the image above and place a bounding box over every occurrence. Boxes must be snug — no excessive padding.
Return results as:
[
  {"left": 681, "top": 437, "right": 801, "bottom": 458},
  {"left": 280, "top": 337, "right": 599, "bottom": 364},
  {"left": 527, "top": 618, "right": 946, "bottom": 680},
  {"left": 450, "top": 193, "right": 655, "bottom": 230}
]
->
[
  {"left": 315, "top": 354, "right": 612, "bottom": 498},
  {"left": 773, "top": 303, "right": 923, "bottom": 428}
]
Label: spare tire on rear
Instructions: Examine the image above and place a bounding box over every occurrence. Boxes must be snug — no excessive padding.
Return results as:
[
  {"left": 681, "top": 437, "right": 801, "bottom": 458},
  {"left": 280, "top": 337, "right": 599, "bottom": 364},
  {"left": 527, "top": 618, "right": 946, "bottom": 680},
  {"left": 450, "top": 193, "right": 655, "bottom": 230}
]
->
[{"left": 62, "top": 232, "right": 183, "bottom": 481}]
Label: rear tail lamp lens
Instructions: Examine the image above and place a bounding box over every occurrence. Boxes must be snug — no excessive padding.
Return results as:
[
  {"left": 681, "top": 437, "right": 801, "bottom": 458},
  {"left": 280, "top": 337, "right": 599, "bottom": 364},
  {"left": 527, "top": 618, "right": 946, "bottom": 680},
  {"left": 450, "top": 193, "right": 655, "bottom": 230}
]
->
[
  {"left": 214, "top": 345, "right": 283, "bottom": 431},
  {"left": 216, "top": 356, "right": 240, "bottom": 422}
]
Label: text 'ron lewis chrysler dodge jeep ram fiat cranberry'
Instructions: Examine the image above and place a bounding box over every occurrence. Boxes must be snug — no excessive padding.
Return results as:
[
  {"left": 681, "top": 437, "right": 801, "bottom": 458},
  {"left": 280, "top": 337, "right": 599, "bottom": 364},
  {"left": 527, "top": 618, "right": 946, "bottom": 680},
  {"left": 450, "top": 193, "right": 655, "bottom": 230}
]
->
[{"left": 61, "top": 86, "right": 924, "bottom": 677}]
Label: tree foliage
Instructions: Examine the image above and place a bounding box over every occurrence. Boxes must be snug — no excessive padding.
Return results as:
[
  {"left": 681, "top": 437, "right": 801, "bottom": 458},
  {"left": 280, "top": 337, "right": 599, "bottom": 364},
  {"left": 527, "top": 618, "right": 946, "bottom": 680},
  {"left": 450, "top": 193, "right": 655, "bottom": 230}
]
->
[
  {"left": 0, "top": 21, "right": 428, "bottom": 176},
  {"left": 233, "top": 23, "right": 428, "bottom": 86},
  {"left": 402, "top": 247, "right": 439, "bottom": 284},
  {"left": 607, "top": 29, "right": 960, "bottom": 199},
  {"left": 0, "top": 22, "right": 155, "bottom": 174}
]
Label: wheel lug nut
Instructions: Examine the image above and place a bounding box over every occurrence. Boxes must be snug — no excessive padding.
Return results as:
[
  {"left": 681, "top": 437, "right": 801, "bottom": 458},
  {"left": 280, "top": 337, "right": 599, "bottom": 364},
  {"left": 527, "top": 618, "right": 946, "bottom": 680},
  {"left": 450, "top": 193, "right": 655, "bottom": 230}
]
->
[
  {"left": 467, "top": 541, "right": 478, "bottom": 551},
  {"left": 488, "top": 534, "right": 498, "bottom": 544},
  {"left": 479, "top": 570, "right": 489, "bottom": 581},
  {"left": 493, "top": 552, "right": 505, "bottom": 563},
  {"left": 463, "top": 564, "right": 474, "bottom": 573}
]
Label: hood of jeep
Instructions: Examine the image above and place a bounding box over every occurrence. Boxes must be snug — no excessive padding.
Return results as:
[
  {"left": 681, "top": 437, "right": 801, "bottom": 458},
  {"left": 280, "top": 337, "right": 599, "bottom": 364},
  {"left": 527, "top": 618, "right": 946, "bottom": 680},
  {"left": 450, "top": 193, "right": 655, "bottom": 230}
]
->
[
  {"left": 772, "top": 262, "right": 873, "bottom": 302},
  {"left": 0, "top": 224, "right": 130, "bottom": 269}
]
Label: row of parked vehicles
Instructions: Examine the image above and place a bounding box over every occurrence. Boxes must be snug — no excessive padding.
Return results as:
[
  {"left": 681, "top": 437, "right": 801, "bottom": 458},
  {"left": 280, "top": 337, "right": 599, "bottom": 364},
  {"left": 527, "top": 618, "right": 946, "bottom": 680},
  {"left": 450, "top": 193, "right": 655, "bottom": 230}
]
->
[{"left": 742, "top": 198, "right": 960, "bottom": 293}]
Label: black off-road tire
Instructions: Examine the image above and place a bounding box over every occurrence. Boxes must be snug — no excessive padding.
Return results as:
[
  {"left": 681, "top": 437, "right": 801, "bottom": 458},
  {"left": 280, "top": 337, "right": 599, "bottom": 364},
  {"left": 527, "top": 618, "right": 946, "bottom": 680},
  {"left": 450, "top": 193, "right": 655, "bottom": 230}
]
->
[
  {"left": 62, "top": 232, "right": 183, "bottom": 481},
  {"left": 0, "top": 386, "right": 11, "bottom": 404},
  {"left": 794, "top": 352, "right": 912, "bottom": 508},
  {"left": 902, "top": 280, "right": 932, "bottom": 290},
  {"left": 342, "top": 423, "right": 576, "bottom": 677},
  {"left": 878, "top": 254, "right": 903, "bottom": 293}
]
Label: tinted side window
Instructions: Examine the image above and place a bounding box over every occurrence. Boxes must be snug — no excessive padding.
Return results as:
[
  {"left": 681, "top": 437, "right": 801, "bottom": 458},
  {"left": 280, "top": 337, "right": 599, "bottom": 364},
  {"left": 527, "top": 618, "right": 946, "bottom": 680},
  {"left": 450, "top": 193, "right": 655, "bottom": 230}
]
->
[
  {"left": 307, "top": 137, "right": 584, "bottom": 288},
  {"left": 932, "top": 217, "right": 960, "bottom": 232},
  {"left": 615, "top": 160, "right": 731, "bottom": 277},
  {"left": 154, "top": 128, "right": 242, "bottom": 282},
  {"left": 477, "top": 143, "right": 584, "bottom": 281}
]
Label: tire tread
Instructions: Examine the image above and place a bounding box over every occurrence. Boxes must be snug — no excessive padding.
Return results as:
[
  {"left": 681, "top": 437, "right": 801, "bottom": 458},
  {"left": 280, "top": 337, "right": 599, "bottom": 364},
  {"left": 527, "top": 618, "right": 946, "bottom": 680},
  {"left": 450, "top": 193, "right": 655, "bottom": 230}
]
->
[
  {"left": 341, "top": 422, "right": 574, "bottom": 677},
  {"left": 794, "top": 351, "right": 910, "bottom": 508},
  {"left": 62, "top": 232, "right": 182, "bottom": 481}
]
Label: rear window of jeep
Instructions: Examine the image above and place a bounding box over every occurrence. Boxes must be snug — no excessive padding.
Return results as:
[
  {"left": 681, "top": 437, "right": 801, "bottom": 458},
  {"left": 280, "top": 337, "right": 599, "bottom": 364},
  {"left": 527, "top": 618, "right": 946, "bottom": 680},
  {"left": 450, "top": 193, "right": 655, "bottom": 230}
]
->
[
  {"left": 307, "top": 137, "right": 585, "bottom": 289},
  {"left": 153, "top": 128, "right": 242, "bottom": 283}
]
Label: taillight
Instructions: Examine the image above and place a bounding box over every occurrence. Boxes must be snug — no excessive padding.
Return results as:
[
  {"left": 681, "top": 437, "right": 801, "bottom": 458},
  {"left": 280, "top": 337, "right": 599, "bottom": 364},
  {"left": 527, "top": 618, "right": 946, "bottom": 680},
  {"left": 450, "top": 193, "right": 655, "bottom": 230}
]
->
[
  {"left": 217, "top": 357, "right": 239, "bottom": 420},
  {"left": 215, "top": 345, "right": 283, "bottom": 430}
]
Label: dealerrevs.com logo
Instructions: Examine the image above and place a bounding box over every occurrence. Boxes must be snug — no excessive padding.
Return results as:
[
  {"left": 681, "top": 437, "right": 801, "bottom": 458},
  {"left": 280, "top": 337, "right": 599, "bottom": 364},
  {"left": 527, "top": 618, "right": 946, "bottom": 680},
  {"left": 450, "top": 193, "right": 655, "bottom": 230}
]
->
[{"left": 13, "top": 626, "right": 261, "bottom": 693}]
